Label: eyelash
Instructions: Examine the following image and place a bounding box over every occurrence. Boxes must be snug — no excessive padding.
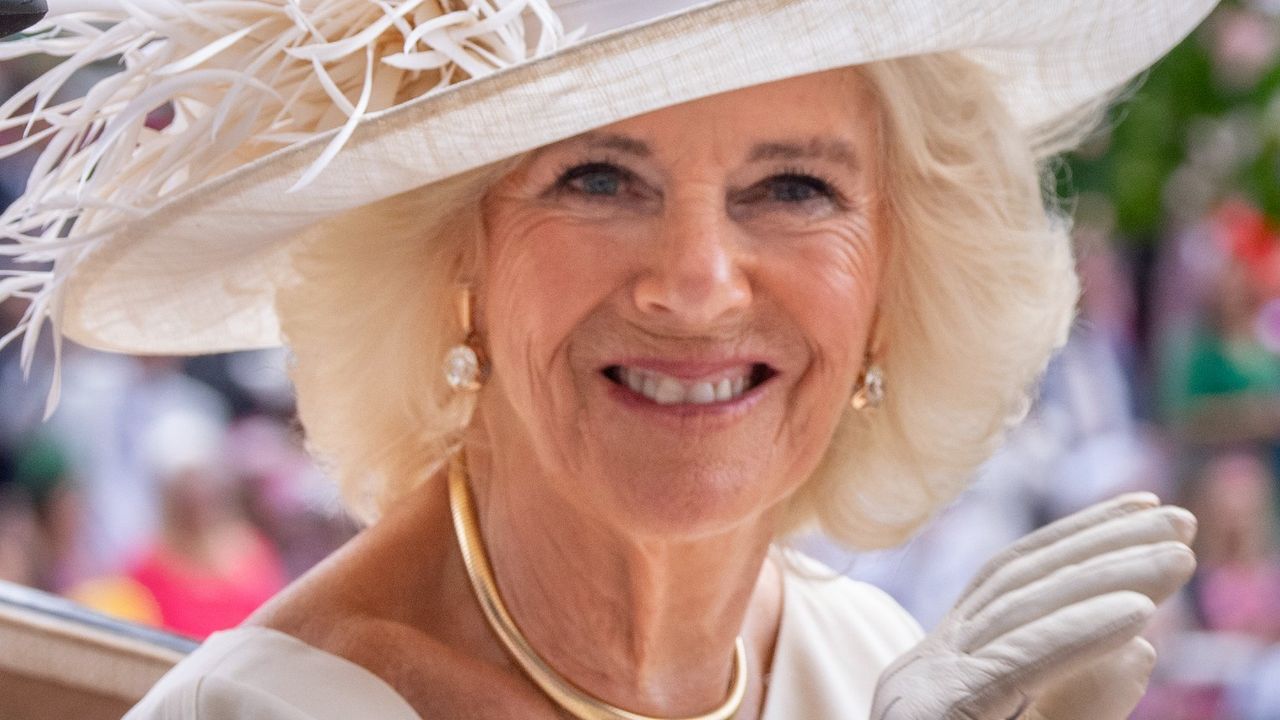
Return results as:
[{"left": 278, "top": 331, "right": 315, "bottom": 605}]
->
[
  {"left": 550, "top": 160, "right": 639, "bottom": 198},
  {"left": 547, "top": 159, "right": 850, "bottom": 211},
  {"left": 767, "top": 166, "right": 845, "bottom": 205}
]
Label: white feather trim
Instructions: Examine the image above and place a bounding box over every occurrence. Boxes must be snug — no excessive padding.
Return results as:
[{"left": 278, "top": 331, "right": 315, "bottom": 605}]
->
[{"left": 0, "top": 0, "right": 571, "bottom": 413}]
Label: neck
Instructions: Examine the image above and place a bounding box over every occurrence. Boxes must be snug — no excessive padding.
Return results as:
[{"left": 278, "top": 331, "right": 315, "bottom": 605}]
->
[{"left": 464, "top": 443, "right": 780, "bottom": 718}]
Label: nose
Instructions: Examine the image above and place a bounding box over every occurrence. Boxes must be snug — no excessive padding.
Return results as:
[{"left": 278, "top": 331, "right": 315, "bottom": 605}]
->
[{"left": 631, "top": 203, "right": 752, "bottom": 325}]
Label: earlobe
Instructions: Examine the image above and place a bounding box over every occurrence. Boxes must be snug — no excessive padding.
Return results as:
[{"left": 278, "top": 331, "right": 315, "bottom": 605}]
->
[
  {"left": 851, "top": 308, "right": 886, "bottom": 411},
  {"left": 444, "top": 285, "right": 490, "bottom": 393}
]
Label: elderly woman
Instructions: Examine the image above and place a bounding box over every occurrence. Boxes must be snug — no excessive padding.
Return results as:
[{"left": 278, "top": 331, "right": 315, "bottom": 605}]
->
[{"left": 1, "top": 1, "right": 1214, "bottom": 718}]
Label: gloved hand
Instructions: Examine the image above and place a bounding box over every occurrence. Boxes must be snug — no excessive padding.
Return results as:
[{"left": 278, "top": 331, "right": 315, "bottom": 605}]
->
[{"left": 870, "top": 492, "right": 1197, "bottom": 720}]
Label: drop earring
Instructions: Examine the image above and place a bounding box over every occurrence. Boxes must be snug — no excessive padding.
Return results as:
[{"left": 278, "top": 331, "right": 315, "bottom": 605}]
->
[
  {"left": 851, "top": 361, "right": 885, "bottom": 411},
  {"left": 443, "top": 286, "right": 488, "bottom": 392}
]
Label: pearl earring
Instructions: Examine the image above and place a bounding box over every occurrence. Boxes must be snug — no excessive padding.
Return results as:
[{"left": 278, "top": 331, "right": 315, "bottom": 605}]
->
[
  {"left": 851, "top": 362, "right": 885, "bottom": 410},
  {"left": 443, "top": 287, "right": 488, "bottom": 392}
]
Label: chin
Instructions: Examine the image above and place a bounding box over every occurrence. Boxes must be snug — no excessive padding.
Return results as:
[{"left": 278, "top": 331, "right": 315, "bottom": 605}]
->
[{"left": 585, "top": 449, "right": 786, "bottom": 540}]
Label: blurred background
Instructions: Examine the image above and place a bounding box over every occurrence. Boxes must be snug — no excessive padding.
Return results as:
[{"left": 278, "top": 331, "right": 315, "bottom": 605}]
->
[{"left": 2, "top": 2, "right": 1279, "bottom": 718}]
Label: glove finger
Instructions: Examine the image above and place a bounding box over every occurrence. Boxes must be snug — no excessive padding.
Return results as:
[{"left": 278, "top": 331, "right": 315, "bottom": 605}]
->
[
  {"left": 958, "top": 540, "right": 1194, "bottom": 653},
  {"left": 959, "top": 591, "right": 1154, "bottom": 717},
  {"left": 1028, "top": 637, "right": 1157, "bottom": 720},
  {"left": 953, "top": 493, "right": 1159, "bottom": 611},
  {"left": 956, "top": 505, "right": 1196, "bottom": 621}
]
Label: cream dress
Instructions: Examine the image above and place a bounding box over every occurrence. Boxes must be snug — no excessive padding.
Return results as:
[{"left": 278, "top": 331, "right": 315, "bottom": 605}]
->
[{"left": 124, "top": 554, "right": 923, "bottom": 718}]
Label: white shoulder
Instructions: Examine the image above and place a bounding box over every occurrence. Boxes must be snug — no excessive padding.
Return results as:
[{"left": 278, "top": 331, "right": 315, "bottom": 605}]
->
[
  {"left": 779, "top": 551, "right": 925, "bottom": 658},
  {"left": 122, "top": 630, "right": 305, "bottom": 719},
  {"left": 123, "top": 627, "right": 421, "bottom": 720},
  {"left": 124, "top": 673, "right": 317, "bottom": 720},
  {"left": 760, "top": 551, "right": 924, "bottom": 718}
]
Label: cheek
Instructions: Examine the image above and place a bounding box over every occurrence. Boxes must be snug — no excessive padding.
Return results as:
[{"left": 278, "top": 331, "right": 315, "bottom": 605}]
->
[
  {"left": 481, "top": 208, "right": 629, "bottom": 408},
  {"left": 749, "top": 224, "right": 882, "bottom": 480},
  {"left": 763, "top": 225, "right": 882, "bottom": 379}
]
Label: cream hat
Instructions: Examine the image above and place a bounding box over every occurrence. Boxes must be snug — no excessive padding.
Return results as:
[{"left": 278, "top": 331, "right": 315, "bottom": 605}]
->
[{"left": 0, "top": 0, "right": 1219, "bottom": 367}]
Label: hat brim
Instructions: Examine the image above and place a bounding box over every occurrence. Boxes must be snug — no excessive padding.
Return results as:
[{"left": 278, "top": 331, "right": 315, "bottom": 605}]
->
[{"left": 61, "top": 0, "right": 1217, "bottom": 354}]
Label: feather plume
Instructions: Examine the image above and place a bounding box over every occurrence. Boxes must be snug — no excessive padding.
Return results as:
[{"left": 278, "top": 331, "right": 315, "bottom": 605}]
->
[{"left": 0, "top": 0, "right": 571, "bottom": 415}]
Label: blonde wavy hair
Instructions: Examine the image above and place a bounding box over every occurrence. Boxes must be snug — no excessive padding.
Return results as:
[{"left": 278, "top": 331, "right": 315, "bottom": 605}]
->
[{"left": 277, "top": 51, "right": 1086, "bottom": 549}]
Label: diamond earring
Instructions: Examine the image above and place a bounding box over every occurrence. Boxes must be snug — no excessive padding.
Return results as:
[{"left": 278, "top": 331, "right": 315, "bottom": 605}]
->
[
  {"left": 851, "top": 362, "right": 885, "bottom": 411},
  {"left": 443, "top": 287, "right": 488, "bottom": 393}
]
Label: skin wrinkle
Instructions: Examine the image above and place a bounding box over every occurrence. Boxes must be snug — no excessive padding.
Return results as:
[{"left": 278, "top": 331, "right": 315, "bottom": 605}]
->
[
  {"left": 767, "top": 221, "right": 876, "bottom": 451},
  {"left": 463, "top": 68, "right": 885, "bottom": 717},
  {"left": 478, "top": 205, "right": 591, "bottom": 479}
]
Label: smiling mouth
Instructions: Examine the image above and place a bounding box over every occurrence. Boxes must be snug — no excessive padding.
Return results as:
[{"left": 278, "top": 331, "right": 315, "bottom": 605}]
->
[{"left": 601, "top": 363, "right": 777, "bottom": 405}]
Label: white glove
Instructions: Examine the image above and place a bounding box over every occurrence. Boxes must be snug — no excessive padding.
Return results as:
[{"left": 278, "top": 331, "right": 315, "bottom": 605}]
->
[{"left": 869, "top": 492, "right": 1197, "bottom": 720}]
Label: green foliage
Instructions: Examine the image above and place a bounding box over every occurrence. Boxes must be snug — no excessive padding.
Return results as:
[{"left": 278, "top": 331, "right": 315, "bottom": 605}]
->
[{"left": 1065, "top": 5, "right": 1280, "bottom": 240}]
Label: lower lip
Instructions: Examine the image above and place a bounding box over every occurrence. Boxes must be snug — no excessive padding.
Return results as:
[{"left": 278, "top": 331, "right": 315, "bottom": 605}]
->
[{"left": 602, "top": 374, "right": 771, "bottom": 424}]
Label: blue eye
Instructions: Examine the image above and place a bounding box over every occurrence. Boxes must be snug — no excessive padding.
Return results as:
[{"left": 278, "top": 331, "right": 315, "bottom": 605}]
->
[
  {"left": 727, "top": 171, "right": 847, "bottom": 221},
  {"left": 767, "top": 174, "right": 829, "bottom": 203},
  {"left": 581, "top": 172, "right": 620, "bottom": 195},
  {"left": 560, "top": 162, "right": 626, "bottom": 196}
]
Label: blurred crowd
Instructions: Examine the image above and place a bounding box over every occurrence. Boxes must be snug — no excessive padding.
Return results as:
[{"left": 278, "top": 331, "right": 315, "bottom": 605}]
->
[
  {"left": 0, "top": 28, "right": 361, "bottom": 639},
  {"left": 0, "top": 330, "right": 360, "bottom": 637},
  {"left": 2, "top": 2, "right": 1280, "bottom": 719}
]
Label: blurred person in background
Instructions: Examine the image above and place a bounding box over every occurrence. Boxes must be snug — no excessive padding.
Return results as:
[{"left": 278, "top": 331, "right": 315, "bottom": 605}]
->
[
  {"left": 125, "top": 408, "right": 288, "bottom": 639},
  {"left": 42, "top": 354, "right": 230, "bottom": 588},
  {"left": 1138, "top": 449, "right": 1280, "bottom": 720},
  {"left": 1184, "top": 450, "right": 1280, "bottom": 641},
  {"left": 1, "top": 288, "right": 80, "bottom": 591},
  {"left": 69, "top": 407, "right": 289, "bottom": 638},
  {"left": 1177, "top": 253, "right": 1280, "bottom": 449},
  {"left": 4, "top": 435, "right": 76, "bottom": 589},
  {"left": 223, "top": 414, "right": 357, "bottom": 580},
  {"left": 0, "top": 446, "right": 37, "bottom": 585}
]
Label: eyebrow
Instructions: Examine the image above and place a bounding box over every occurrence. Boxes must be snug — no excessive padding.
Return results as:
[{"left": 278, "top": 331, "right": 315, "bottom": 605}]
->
[
  {"left": 573, "top": 132, "right": 653, "bottom": 158},
  {"left": 747, "top": 137, "right": 860, "bottom": 168},
  {"left": 537, "top": 133, "right": 858, "bottom": 167}
]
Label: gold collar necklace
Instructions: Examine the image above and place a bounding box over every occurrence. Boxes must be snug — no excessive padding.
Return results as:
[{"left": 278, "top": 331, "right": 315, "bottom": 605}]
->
[{"left": 447, "top": 450, "right": 748, "bottom": 720}]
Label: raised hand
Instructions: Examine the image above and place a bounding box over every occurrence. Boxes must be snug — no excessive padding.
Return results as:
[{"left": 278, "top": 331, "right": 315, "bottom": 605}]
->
[{"left": 870, "top": 492, "right": 1197, "bottom": 720}]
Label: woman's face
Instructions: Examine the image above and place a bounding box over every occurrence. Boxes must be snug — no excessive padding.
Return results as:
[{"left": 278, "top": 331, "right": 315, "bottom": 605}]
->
[{"left": 477, "top": 68, "right": 885, "bottom": 538}]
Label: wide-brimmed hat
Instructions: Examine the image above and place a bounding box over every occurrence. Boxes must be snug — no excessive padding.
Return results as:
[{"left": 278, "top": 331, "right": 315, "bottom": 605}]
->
[{"left": 0, "top": 0, "right": 1219, "bottom": 367}]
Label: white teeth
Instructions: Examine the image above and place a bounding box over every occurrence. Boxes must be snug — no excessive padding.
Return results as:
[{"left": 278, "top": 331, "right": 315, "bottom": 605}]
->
[
  {"left": 615, "top": 366, "right": 758, "bottom": 405},
  {"left": 688, "top": 382, "right": 716, "bottom": 404},
  {"left": 654, "top": 376, "right": 685, "bottom": 405},
  {"left": 626, "top": 369, "right": 644, "bottom": 394}
]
